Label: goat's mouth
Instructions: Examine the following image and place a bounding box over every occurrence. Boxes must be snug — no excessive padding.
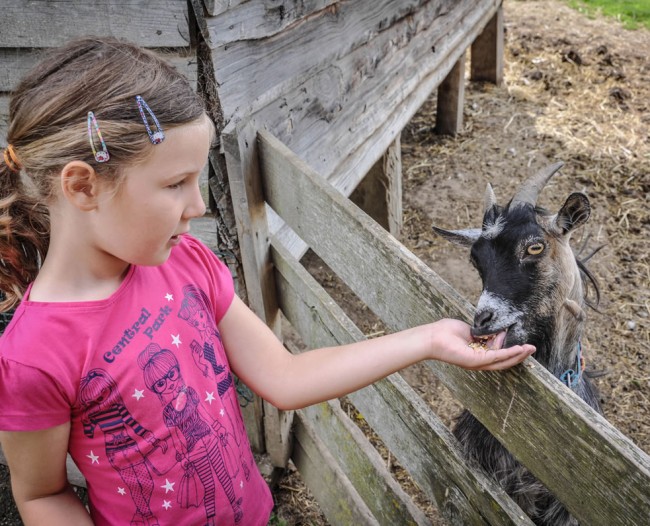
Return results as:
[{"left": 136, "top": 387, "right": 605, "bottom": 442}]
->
[{"left": 470, "top": 329, "right": 508, "bottom": 350}]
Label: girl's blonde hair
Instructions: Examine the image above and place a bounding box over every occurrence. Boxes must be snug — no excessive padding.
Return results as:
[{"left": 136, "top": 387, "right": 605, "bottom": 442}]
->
[{"left": 0, "top": 37, "right": 206, "bottom": 310}]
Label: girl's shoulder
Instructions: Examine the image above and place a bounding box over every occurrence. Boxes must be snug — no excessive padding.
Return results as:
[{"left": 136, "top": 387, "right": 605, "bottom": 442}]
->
[{"left": 169, "top": 234, "right": 235, "bottom": 323}]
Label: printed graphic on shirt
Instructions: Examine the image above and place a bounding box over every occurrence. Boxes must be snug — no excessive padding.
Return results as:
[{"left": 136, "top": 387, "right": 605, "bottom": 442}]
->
[
  {"left": 138, "top": 343, "right": 244, "bottom": 524},
  {"left": 78, "top": 285, "right": 255, "bottom": 525},
  {"left": 79, "top": 369, "right": 168, "bottom": 526},
  {"left": 178, "top": 285, "right": 250, "bottom": 475}
]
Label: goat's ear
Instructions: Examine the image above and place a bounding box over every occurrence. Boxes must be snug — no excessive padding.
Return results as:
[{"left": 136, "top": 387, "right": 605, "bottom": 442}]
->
[
  {"left": 555, "top": 192, "right": 590, "bottom": 234},
  {"left": 432, "top": 225, "right": 481, "bottom": 247}
]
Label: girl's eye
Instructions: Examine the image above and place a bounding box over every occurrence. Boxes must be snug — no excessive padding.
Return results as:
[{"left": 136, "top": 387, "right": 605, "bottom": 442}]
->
[
  {"left": 526, "top": 243, "right": 545, "bottom": 256},
  {"left": 167, "top": 180, "right": 185, "bottom": 189}
]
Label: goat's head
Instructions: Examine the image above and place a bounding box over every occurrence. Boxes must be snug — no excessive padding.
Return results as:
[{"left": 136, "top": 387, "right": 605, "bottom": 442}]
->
[{"left": 433, "top": 162, "right": 595, "bottom": 369}]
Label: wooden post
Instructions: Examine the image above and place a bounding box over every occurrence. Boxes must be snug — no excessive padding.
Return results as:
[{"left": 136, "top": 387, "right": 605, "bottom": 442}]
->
[
  {"left": 350, "top": 137, "right": 403, "bottom": 237},
  {"left": 435, "top": 51, "right": 466, "bottom": 136},
  {"left": 470, "top": 3, "right": 504, "bottom": 85},
  {"left": 221, "top": 121, "right": 294, "bottom": 467}
]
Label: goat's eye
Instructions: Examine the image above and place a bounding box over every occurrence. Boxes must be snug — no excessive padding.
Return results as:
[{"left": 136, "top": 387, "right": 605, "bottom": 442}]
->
[{"left": 526, "top": 243, "right": 545, "bottom": 256}]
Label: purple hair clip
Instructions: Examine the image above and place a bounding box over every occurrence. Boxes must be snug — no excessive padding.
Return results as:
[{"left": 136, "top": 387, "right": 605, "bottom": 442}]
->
[
  {"left": 135, "top": 95, "right": 165, "bottom": 144},
  {"left": 87, "top": 111, "right": 110, "bottom": 163}
]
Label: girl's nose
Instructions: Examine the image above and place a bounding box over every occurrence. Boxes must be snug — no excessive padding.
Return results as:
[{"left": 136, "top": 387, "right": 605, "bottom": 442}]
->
[{"left": 185, "top": 182, "right": 207, "bottom": 219}]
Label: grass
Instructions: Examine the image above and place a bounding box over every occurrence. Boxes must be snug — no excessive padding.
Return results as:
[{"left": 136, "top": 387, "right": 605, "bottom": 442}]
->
[{"left": 566, "top": 0, "right": 650, "bottom": 29}]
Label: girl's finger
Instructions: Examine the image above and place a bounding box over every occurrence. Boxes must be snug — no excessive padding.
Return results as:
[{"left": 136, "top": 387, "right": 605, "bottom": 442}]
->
[{"left": 477, "top": 346, "right": 535, "bottom": 370}]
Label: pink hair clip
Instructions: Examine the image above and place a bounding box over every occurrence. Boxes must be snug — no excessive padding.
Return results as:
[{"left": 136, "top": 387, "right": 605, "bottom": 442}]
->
[
  {"left": 135, "top": 95, "right": 165, "bottom": 144},
  {"left": 87, "top": 111, "right": 110, "bottom": 163}
]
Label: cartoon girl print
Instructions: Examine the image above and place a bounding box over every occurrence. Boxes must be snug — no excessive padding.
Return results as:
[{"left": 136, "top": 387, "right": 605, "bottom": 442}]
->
[
  {"left": 178, "top": 284, "right": 250, "bottom": 480},
  {"left": 79, "top": 369, "right": 167, "bottom": 526},
  {"left": 138, "top": 343, "right": 243, "bottom": 525}
]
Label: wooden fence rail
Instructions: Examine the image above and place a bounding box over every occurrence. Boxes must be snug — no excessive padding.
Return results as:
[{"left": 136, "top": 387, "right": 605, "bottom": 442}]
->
[{"left": 258, "top": 129, "right": 650, "bottom": 525}]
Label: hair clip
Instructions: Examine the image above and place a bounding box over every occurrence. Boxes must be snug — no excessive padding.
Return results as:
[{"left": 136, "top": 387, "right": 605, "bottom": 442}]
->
[
  {"left": 135, "top": 95, "right": 165, "bottom": 144},
  {"left": 87, "top": 112, "right": 110, "bottom": 163}
]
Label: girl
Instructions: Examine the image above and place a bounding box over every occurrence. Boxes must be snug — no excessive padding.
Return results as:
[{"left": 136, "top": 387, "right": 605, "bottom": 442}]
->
[{"left": 0, "top": 37, "right": 535, "bottom": 526}]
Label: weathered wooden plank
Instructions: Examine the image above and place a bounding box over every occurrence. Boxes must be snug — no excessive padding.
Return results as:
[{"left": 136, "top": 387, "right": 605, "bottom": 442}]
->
[
  {"left": 0, "top": 0, "right": 190, "bottom": 48},
  {"left": 300, "top": 401, "right": 430, "bottom": 526},
  {"left": 259, "top": 130, "right": 650, "bottom": 525},
  {"left": 0, "top": 50, "right": 199, "bottom": 94},
  {"left": 293, "top": 414, "right": 380, "bottom": 526},
  {"left": 199, "top": 0, "right": 338, "bottom": 44},
  {"left": 272, "top": 237, "right": 533, "bottom": 525}
]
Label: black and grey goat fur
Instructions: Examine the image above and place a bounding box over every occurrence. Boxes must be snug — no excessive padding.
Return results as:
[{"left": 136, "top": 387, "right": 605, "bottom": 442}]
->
[{"left": 433, "top": 162, "right": 601, "bottom": 526}]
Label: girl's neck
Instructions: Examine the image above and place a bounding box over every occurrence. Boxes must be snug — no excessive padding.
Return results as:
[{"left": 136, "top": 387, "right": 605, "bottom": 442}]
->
[{"left": 29, "top": 231, "right": 131, "bottom": 303}]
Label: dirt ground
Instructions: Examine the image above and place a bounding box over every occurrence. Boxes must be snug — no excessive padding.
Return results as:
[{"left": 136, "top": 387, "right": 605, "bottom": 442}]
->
[{"left": 1, "top": 1, "right": 648, "bottom": 524}]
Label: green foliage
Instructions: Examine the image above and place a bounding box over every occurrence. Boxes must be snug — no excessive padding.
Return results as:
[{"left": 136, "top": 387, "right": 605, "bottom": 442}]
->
[{"left": 566, "top": 0, "right": 650, "bottom": 29}]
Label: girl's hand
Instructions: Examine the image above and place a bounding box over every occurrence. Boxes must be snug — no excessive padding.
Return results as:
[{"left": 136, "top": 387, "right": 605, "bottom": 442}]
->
[{"left": 430, "top": 318, "right": 535, "bottom": 371}]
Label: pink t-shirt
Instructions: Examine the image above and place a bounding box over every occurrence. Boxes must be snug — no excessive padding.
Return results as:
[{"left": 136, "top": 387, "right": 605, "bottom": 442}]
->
[{"left": 0, "top": 235, "right": 273, "bottom": 525}]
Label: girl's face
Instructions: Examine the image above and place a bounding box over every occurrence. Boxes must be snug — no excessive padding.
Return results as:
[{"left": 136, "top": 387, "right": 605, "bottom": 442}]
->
[{"left": 92, "top": 117, "right": 211, "bottom": 267}]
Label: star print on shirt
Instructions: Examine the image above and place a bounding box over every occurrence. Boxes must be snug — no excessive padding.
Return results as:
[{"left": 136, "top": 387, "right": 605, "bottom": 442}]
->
[
  {"left": 117, "top": 487, "right": 126, "bottom": 496},
  {"left": 162, "top": 500, "right": 172, "bottom": 510},
  {"left": 132, "top": 389, "right": 145, "bottom": 401},
  {"left": 161, "top": 479, "right": 175, "bottom": 493},
  {"left": 165, "top": 293, "right": 174, "bottom": 302},
  {"left": 87, "top": 451, "right": 99, "bottom": 464},
  {"left": 171, "top": 334, "right": 182, "bottom": 348},
  {"left": 205, "top": 392, "right": 215, "bottom": 404}
]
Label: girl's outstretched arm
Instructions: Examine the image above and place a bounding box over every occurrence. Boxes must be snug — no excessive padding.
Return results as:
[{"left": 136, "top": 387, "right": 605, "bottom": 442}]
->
[
  {"left": 0, "top": 423, "right": 93, "bottom": 526},
  {"left": 219, "top": 296, "right": 535, "bottom": 411}
]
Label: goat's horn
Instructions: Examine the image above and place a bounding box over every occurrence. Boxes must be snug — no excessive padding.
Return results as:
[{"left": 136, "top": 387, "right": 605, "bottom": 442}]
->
[
  {"left": 511, "top": 161, "right": 564, "bottom": 208},
  {"left": 484, "top": 183, "right": 497, "bottom": 213}
]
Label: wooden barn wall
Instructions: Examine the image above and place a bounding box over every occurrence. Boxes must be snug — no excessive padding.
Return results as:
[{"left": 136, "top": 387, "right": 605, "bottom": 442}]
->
[{"left": 197, "top": 0, "right": 501, "bottom": 193}]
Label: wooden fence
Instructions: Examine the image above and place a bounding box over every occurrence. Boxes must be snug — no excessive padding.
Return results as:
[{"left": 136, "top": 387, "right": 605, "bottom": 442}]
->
[
  {"left": 2, "top": 1, "right": 650, "bottom": 524},
  {"left": 253, "top": 130, "right": 650, "bottom": 524}
]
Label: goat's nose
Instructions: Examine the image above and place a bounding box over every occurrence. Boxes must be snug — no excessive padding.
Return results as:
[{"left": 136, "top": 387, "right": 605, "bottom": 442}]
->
[{"left": 473, "top": 309, "right": 494, "bottom": 331}]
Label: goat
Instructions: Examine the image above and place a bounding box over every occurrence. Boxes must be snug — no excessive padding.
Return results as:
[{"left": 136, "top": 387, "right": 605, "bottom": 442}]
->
[{"left": 432, "top": 162, "right": 601, "bottom": 526}]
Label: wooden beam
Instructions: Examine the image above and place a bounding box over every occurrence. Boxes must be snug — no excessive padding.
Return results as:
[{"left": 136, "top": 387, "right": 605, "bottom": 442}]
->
[
  {"left": 350, "top": 137, "right": 403, "bottom": 237},
  {"left": 436, "top": 52, "right": 466, "bottom": 136},
  {"left": 471, "top": 3, "right": 504, "bottom": 85},
  {"left": 222, "top": 122, "right": 293, "bottom": 466}
]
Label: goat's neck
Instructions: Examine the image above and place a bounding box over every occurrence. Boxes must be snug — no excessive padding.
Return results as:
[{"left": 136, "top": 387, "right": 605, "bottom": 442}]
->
[{"left": 535, "top": 275, "right": 586, "bottom": 378}]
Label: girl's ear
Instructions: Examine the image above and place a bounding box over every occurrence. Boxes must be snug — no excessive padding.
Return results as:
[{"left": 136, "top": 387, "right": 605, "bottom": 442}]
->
[{"left": 60, "top": 161, "right": 102, "bottom": 211}]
